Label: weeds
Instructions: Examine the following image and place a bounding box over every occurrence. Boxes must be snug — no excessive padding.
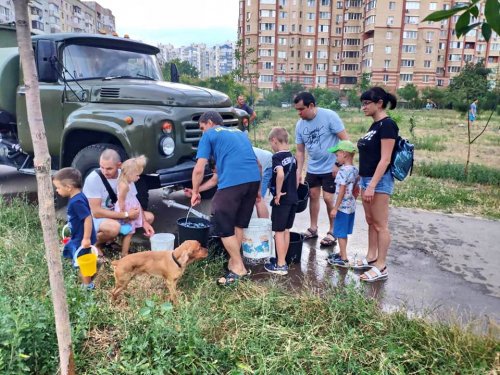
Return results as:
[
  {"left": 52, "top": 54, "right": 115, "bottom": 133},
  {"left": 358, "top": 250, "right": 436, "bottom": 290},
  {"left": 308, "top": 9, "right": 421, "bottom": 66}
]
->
[
  {"left": 0, "top": 199, "right": 498, "bottom": 374},
  {"left": 413, "top": 135, "right": 446, "bottom": 152}
]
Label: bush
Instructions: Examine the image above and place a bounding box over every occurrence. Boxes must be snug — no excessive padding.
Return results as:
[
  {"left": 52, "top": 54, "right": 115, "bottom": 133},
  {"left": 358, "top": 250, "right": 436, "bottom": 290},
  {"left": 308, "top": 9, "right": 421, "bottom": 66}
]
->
[{"left": 416, "top": 162, "right": 500, "bottom": 185}]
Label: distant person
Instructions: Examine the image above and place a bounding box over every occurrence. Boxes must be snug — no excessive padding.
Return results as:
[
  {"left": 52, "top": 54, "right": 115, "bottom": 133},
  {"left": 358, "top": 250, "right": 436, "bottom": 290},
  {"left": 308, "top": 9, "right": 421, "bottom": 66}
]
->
[
  {"left": 191, "top": 111, "right": 260, "bottom": 286},
  {"left": 294, "top": 91, "right": 349, "bottom": 247},
  {"left": 356, "top": 87, "right": 398, "bottom": 282},
  {"left": 236, "top": 95, "right": 257, "bottom": 133},
  {"left": 469, "top": 98, "right": 478, "bottom": 124},
  {"left": 264, "top": 127, "right": 298, "bottom": 275},
  {"left": 83, "top": 149, "right": 155, "bottom": 257},
  {"left": 53, "top": 168, "right": 97, "bottom": 290},
  {"left": 114, "top": 155, "right": 149, "bottom": 257},
  {"left": 326, "top": 141, "right": 359, "bottom": 268}
]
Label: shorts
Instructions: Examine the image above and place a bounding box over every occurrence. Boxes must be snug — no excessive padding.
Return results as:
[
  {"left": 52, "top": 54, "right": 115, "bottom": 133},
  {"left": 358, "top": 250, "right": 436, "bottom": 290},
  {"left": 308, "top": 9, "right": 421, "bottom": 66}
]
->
[
  {"left": 92, "top": 217, "right": 106, "bottom": 233},
  {"left": 333, "top": 211, "right": 355, "bottom": 239},
  {"left": 305, "top": 172, "right": 336, "bottom": 194},
  {"left": 271, "top": 204, "right": 297, "bottom": 232},
  {"left": 211, "top": 181, "right": 260, "bottom": 237},
  {"left": 469, "top": 113, "right": 476, "bottom": 122},
  {"left": 360, "top": 170, "right": 394, "bottom": 195},
  {"left": 261, "top": 167, "right": 272, "bottom": 197}
]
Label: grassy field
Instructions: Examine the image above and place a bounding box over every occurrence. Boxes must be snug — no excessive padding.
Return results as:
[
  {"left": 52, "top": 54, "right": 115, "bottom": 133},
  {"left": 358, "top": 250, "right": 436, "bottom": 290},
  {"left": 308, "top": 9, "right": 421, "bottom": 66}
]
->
[
  {"left": 0, "top": 198, "right": 499, "bottom": 374},
  {"left": 251, "top": 107, "right": 500, "bottom": 219}
]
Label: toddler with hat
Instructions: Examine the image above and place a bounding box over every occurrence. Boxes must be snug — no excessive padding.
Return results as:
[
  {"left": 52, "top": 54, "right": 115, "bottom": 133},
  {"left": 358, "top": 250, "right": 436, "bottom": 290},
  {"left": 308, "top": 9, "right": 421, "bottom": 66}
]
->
[{"left": 326, "top": 140, "right": 359, "bottom": 267}]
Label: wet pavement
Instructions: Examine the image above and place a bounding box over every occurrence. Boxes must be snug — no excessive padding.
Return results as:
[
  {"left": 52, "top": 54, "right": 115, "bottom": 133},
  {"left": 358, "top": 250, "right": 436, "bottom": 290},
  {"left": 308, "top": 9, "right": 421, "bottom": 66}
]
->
[{"left": 2, "top": 165, "right": 499, "bottom": 332}]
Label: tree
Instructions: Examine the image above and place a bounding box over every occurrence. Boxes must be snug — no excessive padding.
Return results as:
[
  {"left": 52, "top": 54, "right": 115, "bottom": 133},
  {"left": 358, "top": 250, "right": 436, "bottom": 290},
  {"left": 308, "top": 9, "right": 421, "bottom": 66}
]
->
[
  {"left": 447, "top": 62, "right": 490, "bottom": 112},
  {"left": 234, "top": 39, "right": 259, "bottom": 105},
  {"left": 310, "top": 87, "right": 341, "bottom": 110},
  {"left": 162, "top": 58, "right": 199, "bottom": 81},
  {"left": 13, "top": 2, "right": 75, "bottom": 374},
  {"left": 397, "top": 83, "right": 419, "bottom": 108},
  {"left": 197, "top": 74, "right": 247, "bottom": 102},
  {"left": 424, "top": 0, "right": 500, "bottom": 41}
]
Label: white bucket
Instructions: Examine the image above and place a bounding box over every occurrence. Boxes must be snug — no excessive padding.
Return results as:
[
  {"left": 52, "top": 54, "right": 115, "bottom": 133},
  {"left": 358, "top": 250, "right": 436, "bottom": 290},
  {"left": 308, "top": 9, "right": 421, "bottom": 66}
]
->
[
  {"left": 150, "top": 233, "right": 175, "bottom": 251},
  {"left": 242, "top": 218, "right": 272, "bottom": 259}
]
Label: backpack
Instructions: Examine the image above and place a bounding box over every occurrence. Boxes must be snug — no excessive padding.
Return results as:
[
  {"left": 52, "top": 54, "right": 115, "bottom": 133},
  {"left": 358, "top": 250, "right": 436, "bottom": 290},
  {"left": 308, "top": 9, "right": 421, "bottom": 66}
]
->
[{"left": 391, "top": 136, "right": 414, "bottom": 181}]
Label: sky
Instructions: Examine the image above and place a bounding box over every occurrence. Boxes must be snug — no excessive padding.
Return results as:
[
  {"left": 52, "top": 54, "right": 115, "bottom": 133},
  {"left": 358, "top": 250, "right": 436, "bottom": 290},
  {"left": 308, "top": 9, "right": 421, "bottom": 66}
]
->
[{"left": 96, "top": 0, "right": 240, "bottom": 47}]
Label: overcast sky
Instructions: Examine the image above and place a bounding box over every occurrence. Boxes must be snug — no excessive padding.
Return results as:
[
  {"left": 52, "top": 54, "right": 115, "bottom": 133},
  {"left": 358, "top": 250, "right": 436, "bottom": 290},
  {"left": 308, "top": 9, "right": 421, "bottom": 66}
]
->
[{"left": 95, "top": 0, "right": 239, "bottom": 47}]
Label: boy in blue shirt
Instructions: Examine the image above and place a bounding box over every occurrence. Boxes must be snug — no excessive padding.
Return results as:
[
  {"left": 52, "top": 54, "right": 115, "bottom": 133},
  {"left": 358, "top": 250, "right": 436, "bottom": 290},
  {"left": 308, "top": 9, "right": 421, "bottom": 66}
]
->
[
  {"left": 53, "top": 168, "right": 97, "bottom": 289},
  {"left": 326, "top": 141, "right": 359, "bottom": 267}
]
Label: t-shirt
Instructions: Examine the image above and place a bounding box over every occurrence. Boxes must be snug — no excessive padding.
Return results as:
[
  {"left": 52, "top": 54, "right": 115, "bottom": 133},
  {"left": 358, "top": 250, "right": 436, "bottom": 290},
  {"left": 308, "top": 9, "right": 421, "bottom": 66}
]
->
[
  {"left": 357, "top": 117, "right": 399, "bottom": 177},
  {"left": 333, "top": 165, "right": 359, "bottom": 214},
  {"left": 295, "top": 108, "right": 345, "bottom": 174},
  {"left": 66, "top": 192, "right": 96, "bottom": 251},
  {"left": 253, "top": 147, "right": 273, "bottom": 171},
  {"left": 270, "top": 150, "right": 298, "bottom": 205},
  {"left": 237, "top": 103, "right": 254, "bottom": 116},
  {"left": 196, "top": 126, "right": 260, "bottom": 189},
  {"left": 470, "top": 102, "right": 477, "bottom": 115},
  {"left": 83, "top": 169, "right": 137, "bottom": 211}
]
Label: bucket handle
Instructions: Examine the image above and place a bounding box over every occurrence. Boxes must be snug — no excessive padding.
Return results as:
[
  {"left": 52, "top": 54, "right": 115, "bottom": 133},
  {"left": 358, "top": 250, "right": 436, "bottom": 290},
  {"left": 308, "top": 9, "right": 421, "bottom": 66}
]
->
[
  {"left": 61, "top": 224, "right": 70, "bottom": 240},
  {"left": 73, "top": 245, "right": 98, "bottom": 265}
]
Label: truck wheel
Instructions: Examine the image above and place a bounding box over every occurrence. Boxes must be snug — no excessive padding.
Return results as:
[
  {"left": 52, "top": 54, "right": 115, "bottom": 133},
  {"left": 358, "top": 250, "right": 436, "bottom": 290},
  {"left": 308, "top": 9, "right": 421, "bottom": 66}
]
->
[{"left": 71, "top": 143, "right": 127, "bottom": 180}]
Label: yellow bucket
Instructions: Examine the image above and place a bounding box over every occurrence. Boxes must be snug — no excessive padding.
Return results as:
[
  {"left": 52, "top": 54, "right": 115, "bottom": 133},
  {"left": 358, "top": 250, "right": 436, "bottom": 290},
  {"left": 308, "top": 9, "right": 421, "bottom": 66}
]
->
[{"left": 74, "top": 246, "right": 98, "bottom": 277}]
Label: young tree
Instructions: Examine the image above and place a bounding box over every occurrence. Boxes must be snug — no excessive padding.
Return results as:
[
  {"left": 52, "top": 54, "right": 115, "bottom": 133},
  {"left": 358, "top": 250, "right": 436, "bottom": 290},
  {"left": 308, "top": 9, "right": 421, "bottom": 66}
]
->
[
  {"left": 162, "top": 58, "right": 199, "bottom": 81},
  {"left": 13, "top": 2, "right": 75, "bottom": 374},
  {"left": 397, "top": 83, "right": 419, "bottom": 108},
  {"left": 234, "top": 39, "right": 259, "bottom": 105}
]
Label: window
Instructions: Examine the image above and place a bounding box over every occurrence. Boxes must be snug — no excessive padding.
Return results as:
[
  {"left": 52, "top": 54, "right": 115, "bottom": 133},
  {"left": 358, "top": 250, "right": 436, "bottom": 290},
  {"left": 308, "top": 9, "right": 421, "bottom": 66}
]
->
[
  {"left": 439, "top": 42, "right": 446, "bottom": 50},
  {"left": 422, "top": 75, "right": 429, "bottom": 83},
  {"left": 387, "top": 16, "right": 394, "bottom": 25},
  {"left": 306, "top": 25, "right": 314, "bottom": 33},
  {"left": 425, "top": 46, "right": 433, "bottom": 54},
  {"left": 404, "top": 16, "right": 419, "bottom": 24},
  {"left": 279, "top": 11, "right": 287, "bottom": 18},
  {"left": 343, "top": 64, "right": 359, "bottom": 70},
  {"left": 346, "top": 13, "right": 362, "bottom": 20},
  {"left": 305, "top": 51, "right": 313, "bottom": 59},
  {"left": 336, "top": 27, "right": 342, "bottom": 34},
  {"left": 402, "top": 45, "right": 416, "bottom": 53},
  {"left": 258, "top": 49, "right": 274, "bottom": 57},
  {"left": 426, "top": 31, "right": 434, "bottom": 40},
  {"left": 384, "top": 59, "right": 391, "bottom": 68},
  {"left": 332, "top": 77, "right": 340, "bottom": 85},
  {"left": 321, "top": 0, "right": 330, "bottom": 4},
  {"left": 464, "top": 54, "right": 473, "bottom": 62},
  {"left": 278, "top": 37, "right": 287, "bottom": 45},
  {"left": 279, "top": 0, "right": 287, "bottom": 5},
  {"left": 304, "top": 64, "right": 313, "bottom": 71},
  {"left": 365, "top": 15, "right": 376, "bottom": 25},
  {"left": 344, "top": 38, "right": 360, "bottom": 45},
  {"left": 447, "top": 66, "right": 461, "bottom": 73},
  {"left": 332, "top": 65, "right": 339, "bottom": 72},
  {"left": 403, "top": 31, "right": 418, "bottom": 39},
  {"left": 260, "top": 0, "right": 276, "bottom": 3},
  {"left": 317, "top": 76, "right": 327, "bottom": 84},
  {"left": 400, "top": 73, "right": 413, "bottom": 81},
  {"left": 343, "top": 51, "right": 360, "bottom": 58},
  {"left": 337, "top": 1, "right": 342, "bottom": 8},
  {"left": 363, "top": 44, "right": 374, "bottom": 53},
  {"left": 388, "top": 1, "right": 396, "bottom": 10},
  {"left": 260, "top": 36, "right": 275, "bottom": 44},
  {"left": 319, "top": 25, "right": 329, "bottom": 32},
  {"left": 279, "top": 24, "right": 287, "bottom": 32},
  {"left": 424, "top": 60, "right": 431, "bottom": 68},
  {"left": 277, "top": 76, "right": 286, "bottom": 83},
  {"left": 401, "top": 59, "right": 415, "bottom": 67},
  {"left": 260, "top": 23, "right": 275, "bottom": 31},
  {"left": 448, "top": 54, "right": 461, "bottom": 61},
  {"left": 246, "top": 25, "right": 250, "bottom": 32},
  {"left": 318, "top": 37, "right": 328, "bottom": 45},
  {"left": 450, "top": 41, "right": 462, "bottom": 49},
  {"left": 303, "top": 77, "right": 313, "bottom": 84},
  {"left": 307, "top": 12, "right": 315, "bottom": 20},
  {"left": 405, "top": 1, "right": 420, "bottom": 10},
  {"left": 383, "top": 74, "right": 389, "bottom": 83},
  {"left": 260, "top": 9, "right": 276, "bottom": 17},
  {"left": 386, "top": 31, "right": 393, "bottom": 39},
  {"left": 317, "top": 50, "right": 328, "bottom": 58},
  {"left": 366, "top": 0, "right": 377, "bottom": 11},
  {"left": 259, "top": 75, "right": 274, "bottom": 82},
  {"left": 319, "top": 12, "right": 330, "bottom": 19},
  {"left": 362, "top": 58, "right": 373, "bottom": 67},
  {"left": 306, "top": 38, "right": 313, "bottom": 46},
  {"left": 307, "top": 0, "right": 315, "bottom": 6},
  {"left": 263, "top": 61, "right": 274, "bottom": 69},
  {"left": 278, "top": 51, "right": 287, "bottom": 58},
  {"left": 437, "top": 79, "right": 444, "bottom": 86},
  {"left": 317, "top": 63, "right": 327, "bottom": 70},
  {"left": 429, "top": 2, "right": 437, "bottom": 10},
  {"left": 385, "top": 46, "right": 392, "bottom": 54}
]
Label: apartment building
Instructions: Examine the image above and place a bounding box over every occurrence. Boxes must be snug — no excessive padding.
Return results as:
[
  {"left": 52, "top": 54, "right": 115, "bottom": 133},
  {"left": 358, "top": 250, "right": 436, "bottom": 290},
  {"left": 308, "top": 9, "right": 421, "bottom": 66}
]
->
[
  {"left": 1, "top": 0, "right": 114, "bottom": 35},
  {"left": 238, "top": 0, "right": 500, "bottom": 92}
]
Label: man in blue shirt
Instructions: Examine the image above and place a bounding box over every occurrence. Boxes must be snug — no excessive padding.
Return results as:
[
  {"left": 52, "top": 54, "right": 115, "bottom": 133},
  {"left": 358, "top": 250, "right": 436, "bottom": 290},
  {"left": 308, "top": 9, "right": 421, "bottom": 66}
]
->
[
  {"left": 294, "top": 92, "right": 349, "bottom": 247},
  {"left": 191, "top": 111, "right": 260, "bottom": 286},
  {"left": 236, "top": 95, "right": 257, "bottom": 132}
]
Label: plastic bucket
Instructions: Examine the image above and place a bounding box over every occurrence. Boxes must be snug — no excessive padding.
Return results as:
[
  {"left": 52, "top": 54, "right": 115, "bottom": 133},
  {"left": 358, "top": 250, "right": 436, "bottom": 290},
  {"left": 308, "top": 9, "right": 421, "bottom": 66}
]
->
[
  {"left": 177, "top": 217, "right": 211, "bottom": 247},
  {"left": 150, "top": 233, "right": 175, "bottom": 251},
  {"left": 285, "top": 232, "right": 304, "bottom": 264},
  {"left": 296, "top": 182, "right": 310, "bottom": 213},
  {"left": 74, "top": 246, "right": 98, "bottom": 277},
  {"left": 242, "top": 218, "right": 273, "bottom": 260}
]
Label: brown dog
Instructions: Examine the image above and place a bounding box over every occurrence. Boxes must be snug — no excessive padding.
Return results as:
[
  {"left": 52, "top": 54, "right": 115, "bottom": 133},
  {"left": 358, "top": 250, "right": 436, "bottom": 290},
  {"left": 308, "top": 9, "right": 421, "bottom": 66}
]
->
[{"left": 111, "top": 240, "right": 208, "bottom": 304}]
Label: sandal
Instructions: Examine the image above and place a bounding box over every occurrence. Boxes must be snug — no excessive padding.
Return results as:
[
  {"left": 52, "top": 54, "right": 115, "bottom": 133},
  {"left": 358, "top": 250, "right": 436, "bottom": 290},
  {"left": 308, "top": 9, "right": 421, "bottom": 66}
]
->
[
  {"left": 303, "top": 228, "right": 318, "bottom": 240},
  {"left": 320, "top": 233, "right": 337, "bottom": 247},
  {"left": 351, "top": 256, "right": 377, "bottom": 270},
  {"left": 360, "top": 266, "right": 388, "bottom": 282},
  {"left": 217, "top": 269, "right": 252, "bottom": 286}
]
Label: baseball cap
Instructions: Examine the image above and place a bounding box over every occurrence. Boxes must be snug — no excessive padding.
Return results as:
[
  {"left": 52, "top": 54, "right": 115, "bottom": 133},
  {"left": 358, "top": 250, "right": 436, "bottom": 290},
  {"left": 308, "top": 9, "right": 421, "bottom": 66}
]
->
[{"left": 328, "top": 140, "right": 357, "bottom": 154}]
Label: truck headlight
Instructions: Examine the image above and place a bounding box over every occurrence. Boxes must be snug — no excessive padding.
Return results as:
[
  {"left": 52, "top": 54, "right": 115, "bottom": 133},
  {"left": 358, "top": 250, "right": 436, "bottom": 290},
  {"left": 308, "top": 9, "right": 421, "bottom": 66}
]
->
[{"left": 160, "top": 136, "right": 175, "bottom": 156}]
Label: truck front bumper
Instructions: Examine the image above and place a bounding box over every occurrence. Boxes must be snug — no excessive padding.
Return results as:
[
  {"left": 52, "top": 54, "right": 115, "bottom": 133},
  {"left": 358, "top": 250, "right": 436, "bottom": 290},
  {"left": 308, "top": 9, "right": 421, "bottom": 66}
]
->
[{"left": 156, "top": 160, "right": 212, "bottom": 187}]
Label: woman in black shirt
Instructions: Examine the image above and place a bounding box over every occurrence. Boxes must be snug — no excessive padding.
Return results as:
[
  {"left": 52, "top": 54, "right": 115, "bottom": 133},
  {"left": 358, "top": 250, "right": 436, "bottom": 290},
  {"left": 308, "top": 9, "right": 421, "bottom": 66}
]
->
[{"left": 356, "top": 87, "right": 398, "bottom": 282}]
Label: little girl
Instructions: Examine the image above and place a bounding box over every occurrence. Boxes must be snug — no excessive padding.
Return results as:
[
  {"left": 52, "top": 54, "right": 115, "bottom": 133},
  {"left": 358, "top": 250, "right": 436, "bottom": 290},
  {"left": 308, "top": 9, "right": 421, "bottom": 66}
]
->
[{"left": 115, "top": 155, "right": 146, "bottom": 257}]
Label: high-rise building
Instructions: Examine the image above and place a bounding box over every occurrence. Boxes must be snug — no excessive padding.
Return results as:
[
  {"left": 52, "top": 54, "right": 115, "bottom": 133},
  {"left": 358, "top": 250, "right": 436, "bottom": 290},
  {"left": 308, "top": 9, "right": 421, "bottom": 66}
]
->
[{"left": 238, "top": 0, "right": 499, "bottom": 92}]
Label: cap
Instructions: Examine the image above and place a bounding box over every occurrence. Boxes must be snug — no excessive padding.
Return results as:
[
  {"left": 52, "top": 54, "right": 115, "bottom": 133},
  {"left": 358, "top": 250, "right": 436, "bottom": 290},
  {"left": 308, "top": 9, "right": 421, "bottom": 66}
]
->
[{"left": 328, "top": 140, "right": 357, "bottom": 154}]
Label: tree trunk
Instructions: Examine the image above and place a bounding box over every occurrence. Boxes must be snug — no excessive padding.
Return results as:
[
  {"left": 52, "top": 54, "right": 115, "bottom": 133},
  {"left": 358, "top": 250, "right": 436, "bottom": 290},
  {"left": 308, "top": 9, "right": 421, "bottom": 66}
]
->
[{"left": 13, "top": 2, "right": 75, "bottom": 374}]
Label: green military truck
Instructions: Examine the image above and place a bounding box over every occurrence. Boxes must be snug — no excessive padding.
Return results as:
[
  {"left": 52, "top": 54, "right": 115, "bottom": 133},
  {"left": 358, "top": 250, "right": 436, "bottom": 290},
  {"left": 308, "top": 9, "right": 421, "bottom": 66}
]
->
[{"left": 0, "top": 24, "right": 247, "bottom": 207}]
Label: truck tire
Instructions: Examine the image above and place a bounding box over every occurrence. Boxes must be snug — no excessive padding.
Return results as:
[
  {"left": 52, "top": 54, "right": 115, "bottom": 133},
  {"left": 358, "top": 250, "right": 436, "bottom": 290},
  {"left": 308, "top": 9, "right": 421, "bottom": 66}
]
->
[{"left": 71, "top": 143, "right": 127, "bottom": 180}]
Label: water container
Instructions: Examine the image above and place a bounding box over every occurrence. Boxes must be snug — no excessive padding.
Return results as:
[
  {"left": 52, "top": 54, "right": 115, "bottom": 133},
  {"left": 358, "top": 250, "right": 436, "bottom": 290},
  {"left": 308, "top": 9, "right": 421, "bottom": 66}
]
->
[
  {"left": 285, "top": 232, "right": 304, "bottom": 264},
  {"left": 73, "top": 246, "right": 98, "bottom": 277},
  {"left": 296, "top": 182, "right": 310, "bottom": 213},
  {"left": 177, "top": 217, "right": 211, "bottom": 247},
  {"left": 150, "top": 233, "right": 176, "bottom": 251},
  {"left": 242, "top": 218, "right": 273, "bottom": 261}
]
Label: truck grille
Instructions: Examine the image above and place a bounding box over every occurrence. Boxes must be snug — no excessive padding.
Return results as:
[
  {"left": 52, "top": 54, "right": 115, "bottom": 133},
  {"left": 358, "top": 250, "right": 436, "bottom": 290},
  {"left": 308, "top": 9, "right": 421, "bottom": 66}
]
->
[
  {"left": 182, "top": 114, "right": 240, "bottom": 149},
  {"left": 99, "top": 88, "right": 120, "bottom": 98}
]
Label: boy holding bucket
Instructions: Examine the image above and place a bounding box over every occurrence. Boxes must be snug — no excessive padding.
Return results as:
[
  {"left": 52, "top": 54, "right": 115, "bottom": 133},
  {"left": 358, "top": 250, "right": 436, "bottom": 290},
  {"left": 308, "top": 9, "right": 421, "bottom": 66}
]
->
[
  {"left": 264, "top": 127, "right": 298, "bottom": 275},
  {"left": 53, "top": 168, "right": 97, "bottom": 289}
]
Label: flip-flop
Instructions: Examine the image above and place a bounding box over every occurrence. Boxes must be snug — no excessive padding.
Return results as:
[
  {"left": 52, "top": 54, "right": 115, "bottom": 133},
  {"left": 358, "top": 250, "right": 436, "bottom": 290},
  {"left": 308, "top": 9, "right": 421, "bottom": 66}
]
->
[
  {"left": 303, "top": 228, "right": 318, "bottom": 240},
  {"left": 217, "top": 269, "right": 252, "bottom": 286},
  {"left": 320, "top": 233, "right": 337, "bottom": 247}
]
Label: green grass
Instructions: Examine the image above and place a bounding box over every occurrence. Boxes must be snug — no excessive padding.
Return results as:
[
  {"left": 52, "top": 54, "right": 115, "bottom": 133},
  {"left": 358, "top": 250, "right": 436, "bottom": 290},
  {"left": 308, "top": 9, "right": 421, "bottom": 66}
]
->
[
  {"left": 0, "top": 198, "right": 498, "bottom": 374},
  {"left": 416, "top": 162, "right": 500, "bottom": 185},
  {"left": 413, "top": 135, "right": 446, "bottom": 152}
]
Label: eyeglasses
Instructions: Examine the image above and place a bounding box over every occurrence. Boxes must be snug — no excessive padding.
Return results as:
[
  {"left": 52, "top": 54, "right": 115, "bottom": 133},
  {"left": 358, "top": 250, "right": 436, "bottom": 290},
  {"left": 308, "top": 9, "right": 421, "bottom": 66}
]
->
[{"left": 361, "top": 101, "right": 373, "bottom": 107}]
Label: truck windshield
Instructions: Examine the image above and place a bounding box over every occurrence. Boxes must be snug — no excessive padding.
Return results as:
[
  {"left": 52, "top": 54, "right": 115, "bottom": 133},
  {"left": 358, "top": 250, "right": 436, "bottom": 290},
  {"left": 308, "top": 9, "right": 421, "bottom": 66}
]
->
[{"left": 62, "top": 44, "right": 162, "bottom": 81}]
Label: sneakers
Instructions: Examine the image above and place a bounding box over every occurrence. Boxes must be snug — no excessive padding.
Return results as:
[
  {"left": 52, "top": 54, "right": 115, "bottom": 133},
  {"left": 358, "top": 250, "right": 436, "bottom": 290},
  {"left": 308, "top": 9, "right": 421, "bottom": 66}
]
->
[
  {"left": 328, "top": 258, "right": 350, "bottom": 268},
  {"left": 327, "top": 252, "right": 341, "bottom": 262},
  {"left": 81, "top": 282, "right": 95, "bottom": 290},
  {"left": 264, "top": 261, "right": 289, "bottom": 275}
]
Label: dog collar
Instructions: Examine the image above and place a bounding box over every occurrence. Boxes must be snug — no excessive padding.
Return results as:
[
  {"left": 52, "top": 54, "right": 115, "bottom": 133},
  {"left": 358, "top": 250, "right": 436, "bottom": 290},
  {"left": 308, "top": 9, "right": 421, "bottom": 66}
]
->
[{"left": 172, "top": 252, "right": 182, "bottom": 268}]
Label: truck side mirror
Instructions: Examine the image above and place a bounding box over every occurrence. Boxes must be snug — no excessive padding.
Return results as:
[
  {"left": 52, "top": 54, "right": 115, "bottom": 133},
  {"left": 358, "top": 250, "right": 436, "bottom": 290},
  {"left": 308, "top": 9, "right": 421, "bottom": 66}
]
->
[
  {"left": 36, "top": 40, "right": 58, "bottom": 83},
  {"left": 170, "top": 63, "right": 179, "bottom": 83}
]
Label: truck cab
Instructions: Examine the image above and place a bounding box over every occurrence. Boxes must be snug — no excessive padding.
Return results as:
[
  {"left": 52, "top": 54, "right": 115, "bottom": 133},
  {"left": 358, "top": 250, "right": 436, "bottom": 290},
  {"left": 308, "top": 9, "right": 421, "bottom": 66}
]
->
[{"left": 0, "top": 24, "right": 248, "bottom": 206}]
